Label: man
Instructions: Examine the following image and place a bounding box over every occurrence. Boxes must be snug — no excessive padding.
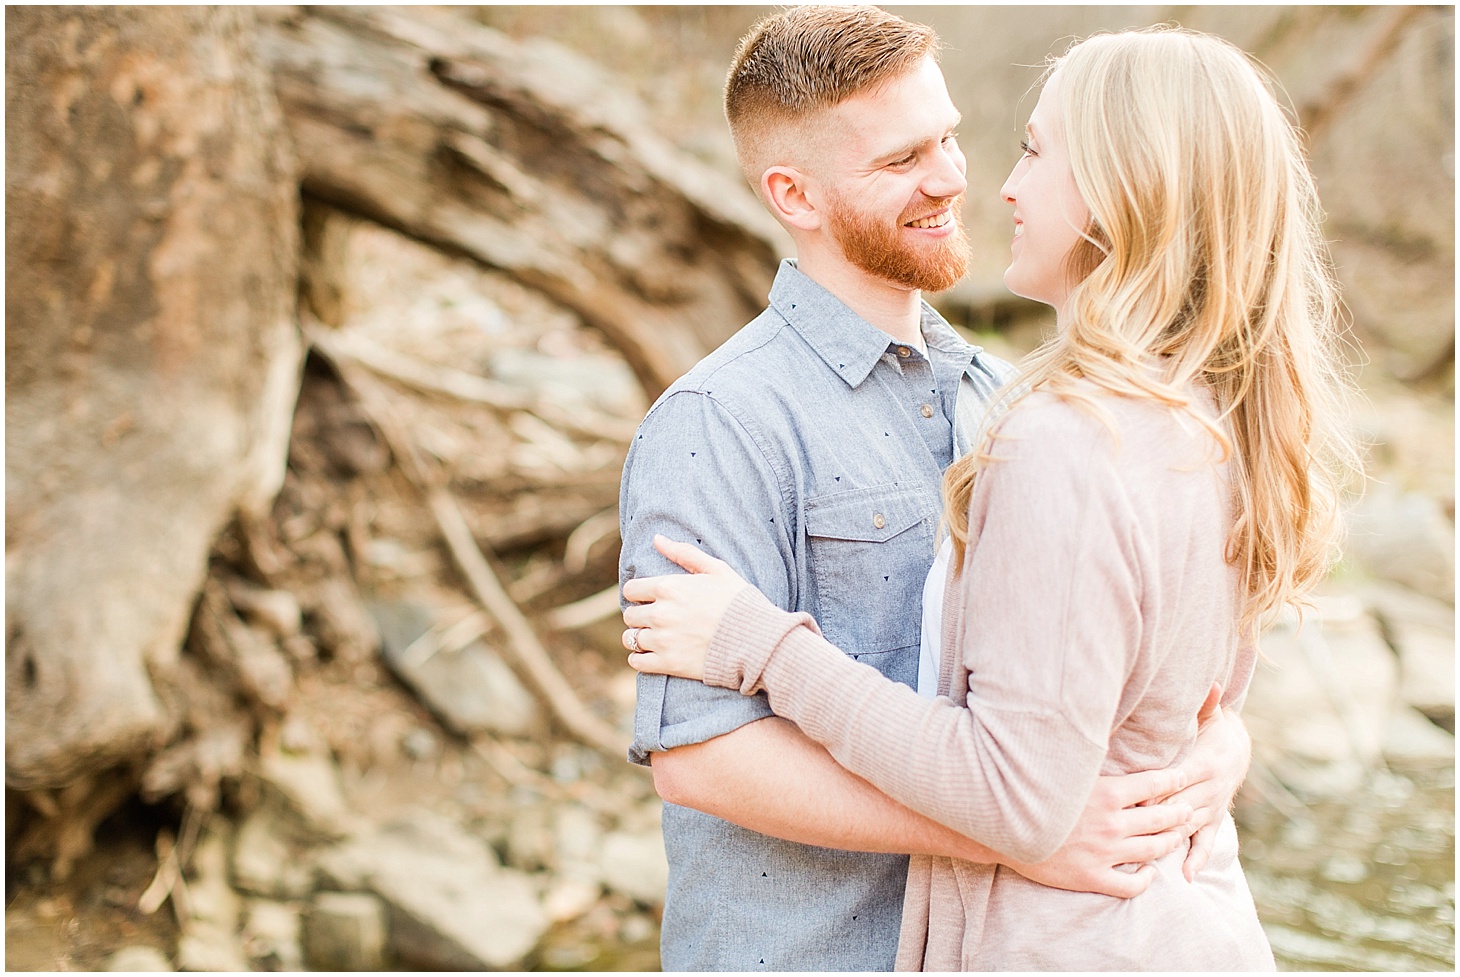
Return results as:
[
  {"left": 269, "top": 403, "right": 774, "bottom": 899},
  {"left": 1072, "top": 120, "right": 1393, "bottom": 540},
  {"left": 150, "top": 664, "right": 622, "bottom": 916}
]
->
[{"left": 619, "top": 7, "right": 1249, "bottom": 971}]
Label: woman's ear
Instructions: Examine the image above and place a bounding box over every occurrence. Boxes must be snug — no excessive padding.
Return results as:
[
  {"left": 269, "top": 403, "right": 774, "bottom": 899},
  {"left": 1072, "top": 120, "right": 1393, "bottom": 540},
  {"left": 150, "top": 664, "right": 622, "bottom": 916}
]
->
[{"left": 762, "top": 166, "right": 823, "bottom": 232}]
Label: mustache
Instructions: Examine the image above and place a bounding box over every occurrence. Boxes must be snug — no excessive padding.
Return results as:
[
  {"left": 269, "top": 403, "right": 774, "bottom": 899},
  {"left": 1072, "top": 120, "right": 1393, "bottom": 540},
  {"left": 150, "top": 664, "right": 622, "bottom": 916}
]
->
[{"left": 901, "top": 193, "right": 966, "bottom": 224}]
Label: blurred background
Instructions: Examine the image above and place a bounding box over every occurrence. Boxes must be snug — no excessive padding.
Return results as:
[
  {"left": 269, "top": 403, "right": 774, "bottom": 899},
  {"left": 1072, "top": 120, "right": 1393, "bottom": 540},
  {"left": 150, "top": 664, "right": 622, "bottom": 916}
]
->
[{"left": 5, "top": 5, "right": 1452, "bottom": 971}]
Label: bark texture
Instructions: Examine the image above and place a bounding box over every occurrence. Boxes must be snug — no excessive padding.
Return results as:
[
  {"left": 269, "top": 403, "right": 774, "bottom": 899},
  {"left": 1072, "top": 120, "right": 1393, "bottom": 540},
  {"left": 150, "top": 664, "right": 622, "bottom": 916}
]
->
[
  {"left": 5, "top": 6, "right": 303, "bottom": 790},
  {"left": 258, "top": 6, "right": 781, "bottom": 398}
]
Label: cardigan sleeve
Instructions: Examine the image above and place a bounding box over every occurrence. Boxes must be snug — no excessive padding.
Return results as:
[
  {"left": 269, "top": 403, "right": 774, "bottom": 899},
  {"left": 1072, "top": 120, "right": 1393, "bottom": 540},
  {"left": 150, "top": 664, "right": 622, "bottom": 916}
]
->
[{"left": 703, "top": 398, "right": 1147, "bottom": 863}]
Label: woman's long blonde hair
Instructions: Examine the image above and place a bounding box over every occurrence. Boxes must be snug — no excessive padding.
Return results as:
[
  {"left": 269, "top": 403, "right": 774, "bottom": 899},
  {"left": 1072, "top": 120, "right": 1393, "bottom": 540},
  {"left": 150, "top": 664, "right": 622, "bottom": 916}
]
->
[{"left": 943, "top": 27, "right": 1362, "bottom": 634}]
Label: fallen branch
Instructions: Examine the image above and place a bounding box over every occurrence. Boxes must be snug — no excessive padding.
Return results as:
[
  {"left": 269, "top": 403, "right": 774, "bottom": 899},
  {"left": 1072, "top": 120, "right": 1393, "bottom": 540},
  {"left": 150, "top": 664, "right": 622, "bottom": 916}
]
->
[
  {"left": 423, "top": 486, "right": 624, "bottom": 757},
  {"left": 137, "top": 804, "right": 202, "bottom": 920},
  {"left": 311, "top": 328, "right": 625, "bottom": 758},
  {"left": 546, "top": 586, "right": 622, "bottom": 632},
  {"left": 563, "top": 506, "right": 620, "bottom": 574}
]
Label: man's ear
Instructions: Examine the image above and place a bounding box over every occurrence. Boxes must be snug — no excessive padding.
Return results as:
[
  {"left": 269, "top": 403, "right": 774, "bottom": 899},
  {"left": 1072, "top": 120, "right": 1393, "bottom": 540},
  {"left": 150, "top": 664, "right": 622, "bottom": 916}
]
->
[{"left": 762, "top": 166, "right": 823, "bottom": 232}]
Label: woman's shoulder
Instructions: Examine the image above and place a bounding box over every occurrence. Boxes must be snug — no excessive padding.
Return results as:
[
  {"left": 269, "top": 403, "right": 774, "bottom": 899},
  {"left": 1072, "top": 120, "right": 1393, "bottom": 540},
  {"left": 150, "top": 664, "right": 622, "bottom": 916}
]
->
[
  {"left": 1001, "top": 380, "right": 1215, "bottom": 435},
  {"left": 991, "top": 381, "right": 1224, "bottom": 474}
]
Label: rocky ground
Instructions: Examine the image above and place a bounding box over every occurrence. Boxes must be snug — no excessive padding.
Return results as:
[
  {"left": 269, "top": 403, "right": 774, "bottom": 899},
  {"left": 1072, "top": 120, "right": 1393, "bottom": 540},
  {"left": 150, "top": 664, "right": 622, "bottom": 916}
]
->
[{"left": 6, "top": 221, "right": 1453, "bottom": 973}]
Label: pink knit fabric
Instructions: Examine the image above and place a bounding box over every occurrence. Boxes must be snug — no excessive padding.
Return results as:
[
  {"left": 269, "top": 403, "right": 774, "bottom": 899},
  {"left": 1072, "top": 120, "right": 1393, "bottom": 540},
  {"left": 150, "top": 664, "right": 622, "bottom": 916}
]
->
[{"left": 704, "top": 386, "right": 1274, "bottom": 971}]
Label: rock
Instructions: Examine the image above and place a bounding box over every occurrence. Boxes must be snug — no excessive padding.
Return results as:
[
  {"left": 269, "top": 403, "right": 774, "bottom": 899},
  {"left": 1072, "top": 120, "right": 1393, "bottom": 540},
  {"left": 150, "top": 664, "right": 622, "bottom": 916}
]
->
[
  {"left": 302, "top": 891, "right": 387, "bottom": 971},
  {"left": 598, "top": 830, "right": 668, "bottom": 907},
  {"left": 555, "top": 804, "right": 603, "bottom": 870},
  {"left": 317, "top": 808, "right": 549, "bottom": 969},
  {"left": 231, "top": 804, "right": 315, "bottom": 899},
  {"left": 1383, "top": 706, "right": 1456, "bottom": 764},
  {"left": 256, "top": 750, "right": 357, "bottom": 839},
  {"left": 105, "top": 945, "right": 174, "bottom": 972},
  {"left": 370, "top": 600, "right": 540, "bottom": 737},
  {"left": 311, "top": 577, "right": 380, "bottom": 663},
  {"left": 1345, "top": 484, "right": 1455, "bottom": 604},
  {"left": 1363, "top": 582, "right": 1456, "bottom": 730},
  {"left": 1244, "top": 609, "right": 1399, "bottom": 796},
  {"left": 227, "top": 583, "right": 304, "bottom": 639},
  {"left": 542, "top": 877, "right": 601, "bottom": 923},
  {"left": 506, "top": 803, "right": 557, "bottom": 872},
  {"left": 242, "top": 899, "right": 304, "bottom": 971}
]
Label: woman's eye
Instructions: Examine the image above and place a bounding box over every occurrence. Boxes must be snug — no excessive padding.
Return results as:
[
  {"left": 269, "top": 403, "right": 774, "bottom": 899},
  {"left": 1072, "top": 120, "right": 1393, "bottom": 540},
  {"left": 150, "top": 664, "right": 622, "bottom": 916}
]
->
[{"left": 1019, "top": 139, "right": 1037, "bottom": 158}]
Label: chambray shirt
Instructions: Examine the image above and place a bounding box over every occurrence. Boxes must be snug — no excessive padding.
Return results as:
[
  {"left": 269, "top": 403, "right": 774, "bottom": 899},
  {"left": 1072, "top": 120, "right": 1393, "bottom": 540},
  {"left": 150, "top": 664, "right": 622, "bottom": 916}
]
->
[{"left": 620, "top": 260, "right": 1013, "bottom": 972}]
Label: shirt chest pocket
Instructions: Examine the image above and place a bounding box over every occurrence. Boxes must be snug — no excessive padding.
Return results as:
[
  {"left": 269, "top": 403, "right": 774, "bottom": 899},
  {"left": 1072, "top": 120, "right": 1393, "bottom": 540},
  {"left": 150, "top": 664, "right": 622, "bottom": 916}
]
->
[{"left": 804, "top": 483, "right": 936, "bottom": 674}]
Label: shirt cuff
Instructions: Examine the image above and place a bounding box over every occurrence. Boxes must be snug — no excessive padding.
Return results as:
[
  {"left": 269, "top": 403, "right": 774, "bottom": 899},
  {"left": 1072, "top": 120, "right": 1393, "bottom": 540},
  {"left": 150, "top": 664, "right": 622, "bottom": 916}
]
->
[{"left": 704, "top": 586, "right": 821, "bottom": 695}]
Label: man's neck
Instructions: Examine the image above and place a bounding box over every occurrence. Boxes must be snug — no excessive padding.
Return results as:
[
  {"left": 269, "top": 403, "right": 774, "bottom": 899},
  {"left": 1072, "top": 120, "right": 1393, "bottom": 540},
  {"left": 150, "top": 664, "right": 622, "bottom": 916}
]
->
[{"left": 796, "top": 253, "right": 926, "bottom": 349}]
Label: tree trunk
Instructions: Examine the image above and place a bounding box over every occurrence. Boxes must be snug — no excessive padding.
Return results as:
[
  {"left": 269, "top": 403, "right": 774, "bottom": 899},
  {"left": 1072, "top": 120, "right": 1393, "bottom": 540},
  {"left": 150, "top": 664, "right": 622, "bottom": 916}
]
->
[
  {"left": 257, "top": 6, "right": 782, "bottom": 398},
  {"left": 5, "top": 6, "right": 303, "bottom": 790}
]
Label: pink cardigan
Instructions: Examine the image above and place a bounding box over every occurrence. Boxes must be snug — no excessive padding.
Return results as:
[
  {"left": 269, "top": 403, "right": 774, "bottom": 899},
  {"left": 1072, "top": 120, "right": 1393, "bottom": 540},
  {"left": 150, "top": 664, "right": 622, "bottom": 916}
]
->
[{"left": 704, "top": 387, "right": 1275, "bottom": 971}]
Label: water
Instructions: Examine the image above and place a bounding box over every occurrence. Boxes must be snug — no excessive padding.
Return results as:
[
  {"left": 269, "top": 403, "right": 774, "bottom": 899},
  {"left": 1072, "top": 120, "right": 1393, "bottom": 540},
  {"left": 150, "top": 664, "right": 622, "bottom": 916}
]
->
[{"left": 1238, "top": 761, "right": 1455, "bottom": 971}]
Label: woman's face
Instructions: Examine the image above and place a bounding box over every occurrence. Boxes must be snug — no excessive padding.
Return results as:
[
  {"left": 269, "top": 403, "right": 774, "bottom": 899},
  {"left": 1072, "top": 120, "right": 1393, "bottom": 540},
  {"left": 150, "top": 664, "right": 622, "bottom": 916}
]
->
[{"left": 999, "top": 69, "right": 1091, "bottom": 311}]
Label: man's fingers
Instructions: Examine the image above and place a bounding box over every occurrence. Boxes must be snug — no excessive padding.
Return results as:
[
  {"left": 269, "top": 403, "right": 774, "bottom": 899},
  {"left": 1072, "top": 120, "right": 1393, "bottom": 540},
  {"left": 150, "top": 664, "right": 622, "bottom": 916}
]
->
[
  {"left": 1196, "top": 682, "right": 1224, "bottom": 725},
  {"left": 1114, "top": 827, "right": 1187, "bottom": 866},
  {"left": 1109, "top": 766, "right": 1187, "bottom": 807},
  {"left": 1183, "top": 824, "right": 1217, "bottom": 881},
  {"left": 1092, "top": 864, "right": 1156, "bottom": 900},
  {"left": 1120, "top": 801, "right": 1193, "bottom": 837}
]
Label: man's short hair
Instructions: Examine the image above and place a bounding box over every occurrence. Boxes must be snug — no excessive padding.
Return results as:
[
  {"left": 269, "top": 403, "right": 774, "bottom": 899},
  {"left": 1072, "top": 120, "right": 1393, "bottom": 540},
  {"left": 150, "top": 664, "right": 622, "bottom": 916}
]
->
[{"left": 725, "top": 6, "right": 940, "bottom": 183}]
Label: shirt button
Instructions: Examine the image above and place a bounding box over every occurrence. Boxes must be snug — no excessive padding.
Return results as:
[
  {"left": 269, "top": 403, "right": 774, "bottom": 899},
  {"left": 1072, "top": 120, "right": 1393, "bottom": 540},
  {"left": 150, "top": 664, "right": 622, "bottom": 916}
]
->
[
  {"left": 872, "top": 513, "right": 886, "bottom": 529},
  {"left": 897, "top": 346, "right": 912, "bottom": 358},
  {"left": 920, "top": 403, "right": 934, "bottom": 418}
]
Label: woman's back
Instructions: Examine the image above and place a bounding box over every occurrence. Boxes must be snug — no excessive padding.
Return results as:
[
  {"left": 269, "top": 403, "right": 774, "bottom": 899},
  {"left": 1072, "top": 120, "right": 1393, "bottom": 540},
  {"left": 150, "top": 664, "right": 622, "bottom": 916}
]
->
[{"left": 903, "top": 384, "right": 1271, "bottom": 971}]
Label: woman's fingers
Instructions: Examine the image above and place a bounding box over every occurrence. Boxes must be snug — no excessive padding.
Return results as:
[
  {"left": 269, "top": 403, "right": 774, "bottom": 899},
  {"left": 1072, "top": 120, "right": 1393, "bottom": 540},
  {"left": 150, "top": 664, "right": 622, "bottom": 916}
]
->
[
  {"left": 652, "top": 534, "right": 734, "bottom": 575},
  {"left": 622, "top": 603, "right": 653, "bottom": 628}
]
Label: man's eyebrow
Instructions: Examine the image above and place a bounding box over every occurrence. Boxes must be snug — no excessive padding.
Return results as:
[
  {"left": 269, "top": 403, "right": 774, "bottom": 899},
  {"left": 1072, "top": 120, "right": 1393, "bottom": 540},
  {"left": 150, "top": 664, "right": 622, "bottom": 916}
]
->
[{"left": 871, "top": 115, "right": 963, "bottom": 165}]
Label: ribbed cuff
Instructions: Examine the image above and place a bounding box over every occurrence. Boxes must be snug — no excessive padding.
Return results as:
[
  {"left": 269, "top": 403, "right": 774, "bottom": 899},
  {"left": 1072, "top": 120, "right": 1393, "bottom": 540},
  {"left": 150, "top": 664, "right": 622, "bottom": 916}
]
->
[{"left": 704, "top": 587, "right": 819, "bottom": 695}]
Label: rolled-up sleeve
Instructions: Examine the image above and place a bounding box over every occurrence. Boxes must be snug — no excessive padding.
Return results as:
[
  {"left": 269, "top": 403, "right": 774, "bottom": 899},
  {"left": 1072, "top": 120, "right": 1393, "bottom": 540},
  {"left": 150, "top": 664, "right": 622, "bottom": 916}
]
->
[{"left": 621, "top": 389, "right": 796, "bottom": 766}]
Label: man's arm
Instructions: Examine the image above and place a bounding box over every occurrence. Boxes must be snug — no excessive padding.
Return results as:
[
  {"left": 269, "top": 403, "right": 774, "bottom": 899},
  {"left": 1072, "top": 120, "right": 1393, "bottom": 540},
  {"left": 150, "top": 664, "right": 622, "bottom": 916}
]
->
[{"left": 653, "top": 715, "right": 1193, "bottom": 898}]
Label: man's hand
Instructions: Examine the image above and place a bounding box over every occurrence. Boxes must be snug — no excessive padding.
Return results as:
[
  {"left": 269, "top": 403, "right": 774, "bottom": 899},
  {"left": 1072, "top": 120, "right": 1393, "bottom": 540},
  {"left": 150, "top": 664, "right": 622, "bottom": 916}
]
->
[
  {"left": 1003, "top": 768, "right": 1192, "bottom": 898},
  {"left": 1165, "top": 683, "right": 1251, "bottom": 880}
]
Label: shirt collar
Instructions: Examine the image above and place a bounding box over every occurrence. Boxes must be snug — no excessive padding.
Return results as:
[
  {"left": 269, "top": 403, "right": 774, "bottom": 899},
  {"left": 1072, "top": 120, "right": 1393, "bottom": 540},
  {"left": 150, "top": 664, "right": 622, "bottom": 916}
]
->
[{"left": 766, "top": 260, "right": 979, "bottom": 388}]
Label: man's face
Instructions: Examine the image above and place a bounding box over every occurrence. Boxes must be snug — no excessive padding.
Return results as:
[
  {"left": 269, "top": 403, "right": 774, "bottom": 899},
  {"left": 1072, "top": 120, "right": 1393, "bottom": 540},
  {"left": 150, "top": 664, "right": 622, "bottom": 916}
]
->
[{"left": 816, "top": 57, "right": 971, "bottom": 292}]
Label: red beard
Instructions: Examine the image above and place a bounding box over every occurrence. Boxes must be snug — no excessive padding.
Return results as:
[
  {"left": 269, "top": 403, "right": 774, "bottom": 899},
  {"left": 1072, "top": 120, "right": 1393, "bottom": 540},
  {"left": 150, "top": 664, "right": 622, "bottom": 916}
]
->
[{"left": 826, "top": 191, "right": 971, "bottom": 292}]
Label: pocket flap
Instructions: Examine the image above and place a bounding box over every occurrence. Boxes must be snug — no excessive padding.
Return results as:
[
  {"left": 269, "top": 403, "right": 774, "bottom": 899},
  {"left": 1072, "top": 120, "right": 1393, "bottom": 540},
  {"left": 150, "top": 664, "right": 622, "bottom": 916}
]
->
[{"left": 804, "top": 483, "right": 933, "bottom": 543}]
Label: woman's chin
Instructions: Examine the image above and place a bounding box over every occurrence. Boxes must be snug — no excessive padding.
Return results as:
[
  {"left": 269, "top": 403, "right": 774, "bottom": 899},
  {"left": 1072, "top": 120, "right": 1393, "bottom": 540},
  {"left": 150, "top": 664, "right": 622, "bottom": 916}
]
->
[{"left": 1001, "top": 270, "right": 1047, "bottom": 307}]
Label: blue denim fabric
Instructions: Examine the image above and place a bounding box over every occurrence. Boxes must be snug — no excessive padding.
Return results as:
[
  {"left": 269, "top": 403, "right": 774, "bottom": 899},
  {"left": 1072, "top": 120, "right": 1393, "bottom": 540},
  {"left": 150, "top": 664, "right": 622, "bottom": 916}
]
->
[{"left": 620, "top": 260, "right": 1013, "bottom": 971}]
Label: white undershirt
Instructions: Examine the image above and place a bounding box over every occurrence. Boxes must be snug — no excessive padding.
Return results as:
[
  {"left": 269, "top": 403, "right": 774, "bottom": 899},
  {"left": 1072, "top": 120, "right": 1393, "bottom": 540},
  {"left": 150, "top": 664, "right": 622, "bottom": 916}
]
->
[{"left": 917, "top": 536, "right": 953, "bottom": 698}]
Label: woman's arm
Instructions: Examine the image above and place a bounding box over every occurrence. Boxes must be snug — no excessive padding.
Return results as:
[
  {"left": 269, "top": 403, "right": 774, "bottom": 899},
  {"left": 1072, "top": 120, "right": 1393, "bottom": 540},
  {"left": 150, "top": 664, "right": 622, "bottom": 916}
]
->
[{"left": 627, "top": 405, "right": 1151, "bottom": 864}]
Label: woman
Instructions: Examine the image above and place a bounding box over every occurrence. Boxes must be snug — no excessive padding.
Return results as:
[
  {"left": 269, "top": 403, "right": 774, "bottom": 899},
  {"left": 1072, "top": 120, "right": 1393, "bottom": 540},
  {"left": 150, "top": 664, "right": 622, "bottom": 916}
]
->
[{"left": 622, "top": 27, "right": 1359, "bottom": 971}]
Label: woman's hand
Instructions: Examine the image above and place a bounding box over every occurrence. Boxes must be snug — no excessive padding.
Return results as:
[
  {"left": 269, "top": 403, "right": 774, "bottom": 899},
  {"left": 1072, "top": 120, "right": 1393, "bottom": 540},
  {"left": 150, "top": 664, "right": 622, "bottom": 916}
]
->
[{"left": 621, "top": 535, "right": 751, "bottom": 681}]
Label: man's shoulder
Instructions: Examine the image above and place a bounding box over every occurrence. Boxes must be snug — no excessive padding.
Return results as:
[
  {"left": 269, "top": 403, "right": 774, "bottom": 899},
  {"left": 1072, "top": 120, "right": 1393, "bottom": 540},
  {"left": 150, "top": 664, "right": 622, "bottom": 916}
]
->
[
  {"left": 646, "top": 306, "right": 830, "bottom": 419},
  {"left": 675, "top": 307, "right": 808, "bottom": 393}
]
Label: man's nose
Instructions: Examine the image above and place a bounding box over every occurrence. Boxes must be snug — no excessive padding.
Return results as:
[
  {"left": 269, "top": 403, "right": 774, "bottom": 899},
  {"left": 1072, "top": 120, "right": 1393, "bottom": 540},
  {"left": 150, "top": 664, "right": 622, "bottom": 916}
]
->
[{"left": 924, "top": 142, "right": 968, "bottom": 200}]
